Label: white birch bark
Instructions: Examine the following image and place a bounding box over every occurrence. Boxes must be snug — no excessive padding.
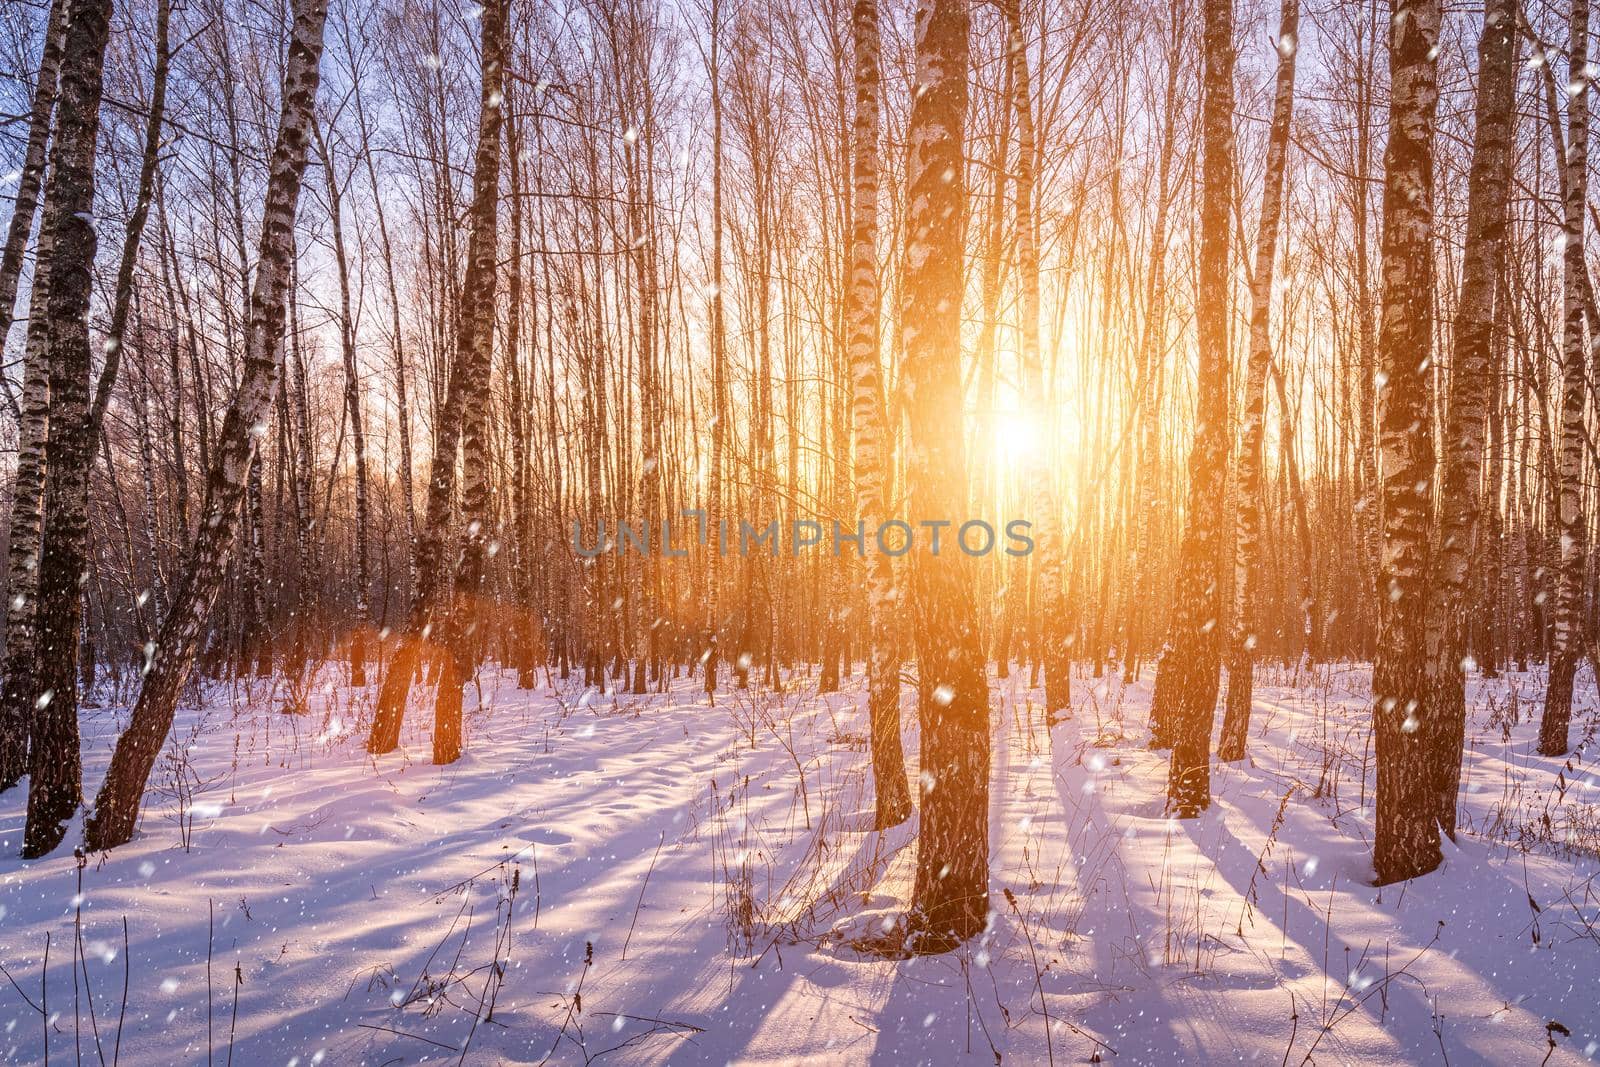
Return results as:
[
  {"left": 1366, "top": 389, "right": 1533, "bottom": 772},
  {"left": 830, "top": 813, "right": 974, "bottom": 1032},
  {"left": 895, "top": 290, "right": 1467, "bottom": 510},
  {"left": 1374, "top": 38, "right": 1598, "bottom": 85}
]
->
[
  {"left": 431, "top": 0, "right": 505, "bottom": 765},
  {"left": 1541, "top": 0, "right": 1590, "bottom": 757},
  {"left": 1006, "top": 0, "right": 1067, "bottom": 716},
  {"left": 1219, "top": 0, "right": 1298, "bottom": 762},
  {"left": 0, "top": 0, "right": 66, "bottom": 790},
  {"left": 20, "top": 0, "right": 117, "bottom": 858},
  {"left": 848, "top": 0, "right": 911, "bottom": 829},
  {"left": 1156, "top": 0, "right": 1234, "bottom": 816},
  {"left": 1426, "top": 0, "right": 1517, "bottom": 825},
  {"left": 1372, "top": 0, "right": 1443, "bottom": 885},
  {"left": 902, "top": 0, "right": 989, "bottom": 949},
  {"left": 85, "top": 0, "right": 330, "bottom": 851}
]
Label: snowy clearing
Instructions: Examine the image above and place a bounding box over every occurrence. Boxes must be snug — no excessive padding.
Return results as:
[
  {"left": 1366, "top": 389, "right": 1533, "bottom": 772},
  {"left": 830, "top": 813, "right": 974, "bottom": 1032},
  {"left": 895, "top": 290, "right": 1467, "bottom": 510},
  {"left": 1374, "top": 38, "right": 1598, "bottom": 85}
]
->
[{"left": 1, "top": 664, "right": 1597, "bottom": 1065}]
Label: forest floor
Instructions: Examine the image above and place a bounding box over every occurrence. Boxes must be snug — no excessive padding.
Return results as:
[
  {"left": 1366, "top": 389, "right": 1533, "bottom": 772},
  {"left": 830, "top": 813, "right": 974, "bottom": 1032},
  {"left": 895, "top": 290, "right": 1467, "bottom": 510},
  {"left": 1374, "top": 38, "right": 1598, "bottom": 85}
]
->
[{"left": 0, "top": 657, "right": 1597, "bottom": 1065}]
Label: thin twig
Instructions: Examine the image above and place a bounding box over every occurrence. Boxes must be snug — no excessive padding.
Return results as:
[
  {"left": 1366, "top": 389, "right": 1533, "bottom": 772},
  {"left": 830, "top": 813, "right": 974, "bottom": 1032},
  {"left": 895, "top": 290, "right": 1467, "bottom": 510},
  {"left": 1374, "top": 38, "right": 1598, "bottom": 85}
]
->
[
  {"left": 113, "top": 918, "right": 128, "bottom": 1067},
  {"left": 226, "top": 962, "right": 242, "bottom": 1067},
  {"left": 356, "top": 1022, "right": 460, "bottom": 1052},
  {"left": 0, "top": 959, "right": 43, "bottom": 1014},
  {"left": 207, "top": 899, "right": 215, "bottom": 1066},
  {"left": 622, "top": 833, "right": 664, "bottom": 960}
]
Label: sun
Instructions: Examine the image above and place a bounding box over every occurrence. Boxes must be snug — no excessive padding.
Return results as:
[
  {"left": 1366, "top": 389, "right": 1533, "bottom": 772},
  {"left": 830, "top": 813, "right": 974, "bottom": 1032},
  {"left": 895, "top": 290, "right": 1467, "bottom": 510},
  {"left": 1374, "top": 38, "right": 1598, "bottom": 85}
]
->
[{"left": 992, "top": 413, "right": 1040, "bottom": 462}]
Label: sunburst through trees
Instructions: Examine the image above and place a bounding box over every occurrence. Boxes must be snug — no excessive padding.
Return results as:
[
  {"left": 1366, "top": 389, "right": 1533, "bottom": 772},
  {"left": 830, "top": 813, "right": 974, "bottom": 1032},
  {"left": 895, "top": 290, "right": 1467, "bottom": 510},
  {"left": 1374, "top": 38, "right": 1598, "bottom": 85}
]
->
[{"left": 0, "top": 0, "right": 1597, "bottom": 1057}]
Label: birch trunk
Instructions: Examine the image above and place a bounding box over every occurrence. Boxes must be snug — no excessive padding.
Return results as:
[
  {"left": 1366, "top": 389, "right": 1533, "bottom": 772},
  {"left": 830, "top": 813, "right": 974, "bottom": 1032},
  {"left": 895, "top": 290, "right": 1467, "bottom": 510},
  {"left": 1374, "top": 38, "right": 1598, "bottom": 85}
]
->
[
  {"left": 704, "top": 0, "right": 726, "bottom": 697},
  {"left": 1352, "top": 15, "right": 1381, "bottom": 657},
  {"left": 1006, "top": 0, "right": 1067, "bottom": 717},
  {"left": 0, "top": 0, "right": 66, "bottom": 791},
  {"left": 431, "top": 0, "right": 505, "bottom": 765},
  {"left": 353, "top": 78, "right": 416, "bottom": 610},
  {"left": 1125, "top": 16, "right": 1182, "bottom": 689},
  {"left": 1425, "top": 0, "right": 1516, "bottom": 826},
  {"left": 88, "top": 0, "right": 171, "bottom": 445},
  {"left": 1541, "top": 0, "right": 1590, "bottom": 757},
  {"left": 1270, "top": 360, "right": 1317, "bottom": 663},
  {"left": 285, "top": 267, "right": 316, "bottom": 682},
  {"left": 84, "top": 0, "right": 329, "bottom": 852},
  {"left": 1371, "top": 0, "right": 1442, "bottom": 885},
  {"left": 903, "top": 0, "right": 989, "bottom": 949},
  {"left": 247, "top": 453, "right": 271, "bottom": 676},
  {"left": 1158, "top": 0, "right": 1234, "bottom": 816},
  {"left": 504, "top": 80, "right": 537, "bottom": 690},
  {"left": 1219, "top": 0, "right": 1297, "bottom": 763},
  {"left": 848, "top": 0, "right": 911, "bottom": 830},
  {"left": 0, "top": 0, "right": 65, "bottom": 366},
  {"left": 367, "top": 67, "right": 496, "bottom": 753},
  {"left": 20, "top": 0, "right": 116, "bottom": 858},
  {"left": 0, "top": 233, "right": 55, "bottom": 792},
  {"left": 316, "top": 129, "right": 372, "bottom": 687}
]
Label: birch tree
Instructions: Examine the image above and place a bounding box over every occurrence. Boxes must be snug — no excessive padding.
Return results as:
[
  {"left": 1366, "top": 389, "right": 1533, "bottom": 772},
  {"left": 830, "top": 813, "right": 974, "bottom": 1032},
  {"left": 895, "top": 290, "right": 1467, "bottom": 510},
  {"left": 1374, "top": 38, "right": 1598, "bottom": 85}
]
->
[
  {"left": 1220, "top": 0, "right": 1298, "bottom": 762},
  {"left": 90, "top": 0, "right": 172, "bottom": 443},
  {"left": 848, "top": 0, "right": 911, "bottom": 829},
  {"left": 368, "top": 0, "right": 505, "bottom": 760},
  {"left": 433, "top": 0, "right": 506, "bottom": 765},
  {"left": 703, "top": 0, "right": 727, "bottom": 698},
  {"left": 1157, "top": 0, "right": 1234, "bottom": 816},
  {"left": 1540, "top": 0, "right": 1588, "bottom": 758},
  {"left": 1371, "top": 0, "right": 1442, "bottom": 885},
  {"left": 0, "top": 0, "right": 66, "bottom": 792},
  {"left": 0, "top": 0, "right": 64, "bottom": 361},
  {"left": 314, "top": 123, "right": 372, "bottom": 687},
  {"left": 20, "top": 0, "right": 117, "bottom": 858},
  {"left": 1425, "top": 0, "right": 1516, "bottom": 828},
  {"left": 901, "top": 0, "right": 989, "bottom": 950},
  {"left": 1006, "top": 0, "right": 1067, "bottom": 718},
  {"left": 0, "top": 247, "right": 53, "bottom": 792},
  {"left": 84, "top": 0, "right": 330, "bottom": 852}
]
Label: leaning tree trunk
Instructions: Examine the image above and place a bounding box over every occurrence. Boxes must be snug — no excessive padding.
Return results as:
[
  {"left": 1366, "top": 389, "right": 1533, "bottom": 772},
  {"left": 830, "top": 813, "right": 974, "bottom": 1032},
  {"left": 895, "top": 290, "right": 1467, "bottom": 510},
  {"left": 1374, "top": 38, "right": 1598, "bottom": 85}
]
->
[
  {"left": 1157, "top": 0, "right": 1234, "bottom": 816},
  {"left": 83, "top": 0, "right": 330, "bottom": 853},
  {"left": 1425, "top": 0, "right": 1516, "bottom": 829},
  {"left": 1219, "top": 0, "right": 1297, "bottom": 763},
  {"left": 0, "top": 0, "right": 67, "bottom": 792},
  {"left": 1542, "top": 0, "right": 1589, "bottom": 758},
  {"left": 20, "top": 0, "right": 116, "bottom": 859},
  {"left": 848, "top": 0, "right": 911, "bottom": 830},
  {"left": 1371, "top": 0, "right": 1442, "bottom": 885},
  {"left": 431, "top": 0, "right": 505, "bottom": 766},
  {"left": 902, "top": 0, "right": 989, "bottom": 950},
  {"left": 1006, "top": 0, "right": 1067, "bottom": 718}
]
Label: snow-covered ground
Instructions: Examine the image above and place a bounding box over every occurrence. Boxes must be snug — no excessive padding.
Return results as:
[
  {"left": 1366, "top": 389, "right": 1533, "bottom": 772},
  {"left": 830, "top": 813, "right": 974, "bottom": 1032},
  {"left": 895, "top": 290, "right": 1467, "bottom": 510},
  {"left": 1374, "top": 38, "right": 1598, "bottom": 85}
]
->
[{"left": 0, "top": 659, "right": 1597, "bottom": 1065}]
